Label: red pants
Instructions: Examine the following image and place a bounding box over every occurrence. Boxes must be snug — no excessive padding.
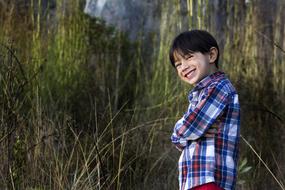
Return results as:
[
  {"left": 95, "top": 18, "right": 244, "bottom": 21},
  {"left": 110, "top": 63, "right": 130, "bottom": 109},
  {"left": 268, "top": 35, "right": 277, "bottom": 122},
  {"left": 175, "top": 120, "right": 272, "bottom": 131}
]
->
[{"left": 191, "top": 182, "right": 224, "bottom": 190}]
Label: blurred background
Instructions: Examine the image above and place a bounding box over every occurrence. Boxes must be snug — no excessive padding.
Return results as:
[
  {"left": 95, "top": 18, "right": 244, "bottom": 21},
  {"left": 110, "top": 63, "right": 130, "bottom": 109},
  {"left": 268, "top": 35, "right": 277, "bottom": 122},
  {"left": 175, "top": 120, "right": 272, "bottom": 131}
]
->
[{"left": 0, "top": 0, "right": 285, "bottom": 189}]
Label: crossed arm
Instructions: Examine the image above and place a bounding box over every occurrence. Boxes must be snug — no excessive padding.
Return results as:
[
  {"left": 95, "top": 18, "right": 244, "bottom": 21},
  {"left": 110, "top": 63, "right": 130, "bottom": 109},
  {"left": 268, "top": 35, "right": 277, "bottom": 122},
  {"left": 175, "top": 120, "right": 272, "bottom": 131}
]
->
[{"left": 171, "top": 85, "right": 229, "bottom": 151}]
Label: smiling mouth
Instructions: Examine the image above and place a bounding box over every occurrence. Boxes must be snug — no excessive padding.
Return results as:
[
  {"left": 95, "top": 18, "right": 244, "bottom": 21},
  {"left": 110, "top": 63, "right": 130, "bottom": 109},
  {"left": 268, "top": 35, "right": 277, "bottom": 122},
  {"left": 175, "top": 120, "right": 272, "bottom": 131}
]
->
[{"left": 184, "top": 68, "right": 196, "bottom": 78}]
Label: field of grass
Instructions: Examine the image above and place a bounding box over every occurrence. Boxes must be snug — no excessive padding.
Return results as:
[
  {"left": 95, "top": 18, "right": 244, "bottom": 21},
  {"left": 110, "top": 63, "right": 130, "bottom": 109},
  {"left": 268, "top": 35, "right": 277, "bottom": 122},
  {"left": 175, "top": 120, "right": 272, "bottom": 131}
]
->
[{"left": 0, "top": 0, "right": 285, "bottom": 189}]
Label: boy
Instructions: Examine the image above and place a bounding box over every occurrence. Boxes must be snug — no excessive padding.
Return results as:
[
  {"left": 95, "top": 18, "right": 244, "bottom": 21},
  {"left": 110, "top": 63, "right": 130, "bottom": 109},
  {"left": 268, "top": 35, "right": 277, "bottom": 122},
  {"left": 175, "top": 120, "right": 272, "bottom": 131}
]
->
[{"left": 169, "top": 30, "right": 240, "bottom": 190}]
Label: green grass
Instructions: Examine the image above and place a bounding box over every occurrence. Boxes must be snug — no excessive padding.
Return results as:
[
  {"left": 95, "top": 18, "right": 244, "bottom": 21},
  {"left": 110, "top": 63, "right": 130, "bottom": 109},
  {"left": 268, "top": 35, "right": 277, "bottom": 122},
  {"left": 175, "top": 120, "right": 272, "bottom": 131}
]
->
[{"left": 0, "top": 0, "right": 285, "bottom": 189}]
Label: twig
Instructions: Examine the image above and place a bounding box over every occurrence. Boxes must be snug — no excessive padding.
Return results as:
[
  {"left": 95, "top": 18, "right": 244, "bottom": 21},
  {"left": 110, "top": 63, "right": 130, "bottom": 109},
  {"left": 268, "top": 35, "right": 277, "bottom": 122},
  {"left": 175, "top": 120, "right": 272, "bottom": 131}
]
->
[
  {"left": 254, "top": 30, "right": 285, "bottom": 54},
  {"left": 241, "top": 134, "right": 285, "bottom": 190},
  {"left": 0, "top": 43, "right": 28, "bottom": 83},
  {"left": 242, "top": 102, "right": 284, "bottom": 122}
]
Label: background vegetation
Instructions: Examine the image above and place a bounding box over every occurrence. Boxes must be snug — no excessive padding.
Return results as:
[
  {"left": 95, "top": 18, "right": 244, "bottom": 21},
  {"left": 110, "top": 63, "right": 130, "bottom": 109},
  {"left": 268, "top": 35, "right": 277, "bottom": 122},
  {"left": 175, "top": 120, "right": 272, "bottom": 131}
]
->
[{"left": 0, "top": 0, "right": 284, "bottom": 189}]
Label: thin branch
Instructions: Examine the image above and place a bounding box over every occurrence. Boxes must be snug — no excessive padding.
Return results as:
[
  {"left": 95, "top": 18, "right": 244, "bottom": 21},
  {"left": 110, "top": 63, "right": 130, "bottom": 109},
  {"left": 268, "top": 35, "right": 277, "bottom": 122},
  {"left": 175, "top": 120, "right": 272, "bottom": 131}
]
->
[
  {"left": 241, "top": 134, "right": 285, "bottom": 190},
  {"left": 242, "top": 103, "right": 284, "bottom": 122},
  {"left": 254, "top": 30, "right": 285, "bottom": 54},
  {"left": 0, "top": 43, "right": 28, "bottom": 83}
]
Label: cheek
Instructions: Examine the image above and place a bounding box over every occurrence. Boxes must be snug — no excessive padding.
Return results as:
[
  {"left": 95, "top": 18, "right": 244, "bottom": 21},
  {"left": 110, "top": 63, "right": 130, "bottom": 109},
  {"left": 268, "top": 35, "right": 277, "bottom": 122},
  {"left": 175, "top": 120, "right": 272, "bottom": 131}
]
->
[
  {"left": 197, "top": 63, "right": 207, "bottom": 71},
  {"left": 178, "top": 72, "right": 184, "bottom": 79},
  {"left": 176, "top": 69, "right": 183, "bottom": 77}
]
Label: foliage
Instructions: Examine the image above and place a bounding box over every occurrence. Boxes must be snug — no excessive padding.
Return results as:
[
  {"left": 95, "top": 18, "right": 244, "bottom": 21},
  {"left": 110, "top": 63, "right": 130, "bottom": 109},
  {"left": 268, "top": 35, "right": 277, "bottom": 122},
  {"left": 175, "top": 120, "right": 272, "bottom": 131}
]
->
[{"left": 0, "top": 0, "right": 285, "bottom": 190}]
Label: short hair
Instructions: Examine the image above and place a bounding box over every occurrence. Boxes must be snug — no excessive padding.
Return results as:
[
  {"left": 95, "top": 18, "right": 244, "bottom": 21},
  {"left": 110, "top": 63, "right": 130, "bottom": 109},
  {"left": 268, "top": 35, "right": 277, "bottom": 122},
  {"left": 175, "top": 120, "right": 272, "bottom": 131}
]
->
[{"left": 169, "top": 30, "right": 219, "bottom": 68}]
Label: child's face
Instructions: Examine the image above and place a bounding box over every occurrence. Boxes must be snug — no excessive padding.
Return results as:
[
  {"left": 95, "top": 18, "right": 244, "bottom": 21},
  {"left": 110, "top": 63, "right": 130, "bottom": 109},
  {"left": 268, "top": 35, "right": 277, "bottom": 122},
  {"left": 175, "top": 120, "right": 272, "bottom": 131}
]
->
[{"left": 173, "top": 50, "right": 216, "bottom": 85}]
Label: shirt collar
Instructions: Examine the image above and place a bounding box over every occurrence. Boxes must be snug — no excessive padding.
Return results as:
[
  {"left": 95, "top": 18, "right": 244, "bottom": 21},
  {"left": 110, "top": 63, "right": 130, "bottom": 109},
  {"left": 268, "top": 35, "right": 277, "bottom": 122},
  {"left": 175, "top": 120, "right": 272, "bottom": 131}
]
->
[{"left": 191, "top": 71, "right": 225, "bottom": 92}]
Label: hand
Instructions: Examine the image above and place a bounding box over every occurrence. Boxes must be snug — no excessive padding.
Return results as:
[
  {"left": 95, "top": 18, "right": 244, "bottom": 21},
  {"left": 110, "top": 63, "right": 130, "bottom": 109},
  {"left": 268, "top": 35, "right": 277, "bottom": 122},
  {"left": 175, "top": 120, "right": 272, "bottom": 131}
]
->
[{"left": 204, "top": 124, "right": 219, "bottom": 138}]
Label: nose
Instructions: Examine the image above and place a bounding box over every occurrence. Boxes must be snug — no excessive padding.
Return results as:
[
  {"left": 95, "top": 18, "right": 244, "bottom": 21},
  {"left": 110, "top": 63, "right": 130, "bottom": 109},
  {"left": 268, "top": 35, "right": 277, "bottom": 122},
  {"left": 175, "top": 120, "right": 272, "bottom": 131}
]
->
[{"left": 181, "top": 60, "right": 189, "bottom": 72}]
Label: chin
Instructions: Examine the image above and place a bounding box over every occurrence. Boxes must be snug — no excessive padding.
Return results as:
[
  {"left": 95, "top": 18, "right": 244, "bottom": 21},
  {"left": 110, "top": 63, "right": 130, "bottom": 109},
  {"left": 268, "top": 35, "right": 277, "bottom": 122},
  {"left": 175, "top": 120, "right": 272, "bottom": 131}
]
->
[
  {"left": 184, "top": 79, "right": 195, "bottom": 85},
  {"left": 185, "top": 78, "right": 198, "bottom": 85}
]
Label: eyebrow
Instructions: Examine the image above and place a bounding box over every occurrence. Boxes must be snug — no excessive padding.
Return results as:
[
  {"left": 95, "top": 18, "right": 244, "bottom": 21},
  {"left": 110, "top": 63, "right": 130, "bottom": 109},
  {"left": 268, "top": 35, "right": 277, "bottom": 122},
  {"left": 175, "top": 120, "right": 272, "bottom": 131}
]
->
[{"left": 184, "top": 52, "right": 194, "bottom": 58}]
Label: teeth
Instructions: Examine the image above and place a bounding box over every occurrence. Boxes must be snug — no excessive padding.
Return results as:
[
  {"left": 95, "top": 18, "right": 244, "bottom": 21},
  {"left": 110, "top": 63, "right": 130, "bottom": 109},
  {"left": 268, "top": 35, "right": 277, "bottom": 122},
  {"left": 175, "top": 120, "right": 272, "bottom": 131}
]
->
[{"left": 185, "top": 69, "right": 195, "bottom": 78}]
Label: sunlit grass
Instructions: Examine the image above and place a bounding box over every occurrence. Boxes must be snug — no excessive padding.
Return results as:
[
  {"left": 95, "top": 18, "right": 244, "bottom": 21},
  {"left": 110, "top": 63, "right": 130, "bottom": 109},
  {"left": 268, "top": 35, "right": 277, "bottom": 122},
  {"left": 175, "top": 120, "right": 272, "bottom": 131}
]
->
[{"left": 0, "top": 0, "right": 285, "bottom": 190}]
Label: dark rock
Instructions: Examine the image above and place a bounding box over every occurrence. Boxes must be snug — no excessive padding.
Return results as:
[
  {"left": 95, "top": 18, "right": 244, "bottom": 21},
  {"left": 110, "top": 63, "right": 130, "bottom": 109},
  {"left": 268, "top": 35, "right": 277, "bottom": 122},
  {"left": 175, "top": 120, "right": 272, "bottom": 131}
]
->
[{"left": 84, "top": 0, "right": 162, "bottom": 40}]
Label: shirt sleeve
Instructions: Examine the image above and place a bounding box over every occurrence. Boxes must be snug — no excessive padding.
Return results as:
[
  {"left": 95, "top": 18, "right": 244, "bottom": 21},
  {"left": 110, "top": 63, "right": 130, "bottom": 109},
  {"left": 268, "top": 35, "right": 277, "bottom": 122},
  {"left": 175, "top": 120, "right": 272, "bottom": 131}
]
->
[
  {"left": 175, "top": 85, "right": 229, "bottom": 141},
  {"left": 171, "top": 118, "right": 187, "bottom": 151}
]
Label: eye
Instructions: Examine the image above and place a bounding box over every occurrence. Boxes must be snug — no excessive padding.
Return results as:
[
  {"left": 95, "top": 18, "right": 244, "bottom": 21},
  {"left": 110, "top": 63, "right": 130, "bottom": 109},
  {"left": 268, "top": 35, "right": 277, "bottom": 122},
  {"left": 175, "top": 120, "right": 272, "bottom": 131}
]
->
[{"left": 175, "top": 62, "right": 182, "bottom": 68}]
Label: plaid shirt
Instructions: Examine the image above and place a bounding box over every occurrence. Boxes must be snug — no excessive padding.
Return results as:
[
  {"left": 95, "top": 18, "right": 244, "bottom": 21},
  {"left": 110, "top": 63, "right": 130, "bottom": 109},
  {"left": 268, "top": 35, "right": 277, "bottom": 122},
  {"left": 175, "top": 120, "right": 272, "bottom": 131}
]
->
[{"left": 171, "top": 71, "right": 240, "bottom": 190}]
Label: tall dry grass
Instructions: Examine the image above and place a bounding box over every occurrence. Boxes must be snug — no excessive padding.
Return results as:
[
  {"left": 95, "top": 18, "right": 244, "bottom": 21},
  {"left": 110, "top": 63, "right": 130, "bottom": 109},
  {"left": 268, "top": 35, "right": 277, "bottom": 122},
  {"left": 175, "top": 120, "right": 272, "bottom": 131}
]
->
[{"left": 0, "top": 0, "right": 285, "bottom": 190}]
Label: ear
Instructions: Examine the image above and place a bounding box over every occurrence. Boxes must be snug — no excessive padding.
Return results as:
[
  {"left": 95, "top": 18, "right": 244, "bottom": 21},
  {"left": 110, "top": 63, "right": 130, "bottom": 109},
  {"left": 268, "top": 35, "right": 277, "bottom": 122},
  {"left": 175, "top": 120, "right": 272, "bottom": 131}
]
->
[{"left": 209, "top": 47, "right": 218, "bottom": 64}]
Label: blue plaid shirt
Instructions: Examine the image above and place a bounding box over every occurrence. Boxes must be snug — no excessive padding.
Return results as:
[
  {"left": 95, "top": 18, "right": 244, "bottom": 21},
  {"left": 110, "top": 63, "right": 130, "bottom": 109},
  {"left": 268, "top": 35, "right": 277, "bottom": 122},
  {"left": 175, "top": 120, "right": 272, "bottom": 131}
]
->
[{"left": 171, "top": 71, "right": 240, "bottom": 190}]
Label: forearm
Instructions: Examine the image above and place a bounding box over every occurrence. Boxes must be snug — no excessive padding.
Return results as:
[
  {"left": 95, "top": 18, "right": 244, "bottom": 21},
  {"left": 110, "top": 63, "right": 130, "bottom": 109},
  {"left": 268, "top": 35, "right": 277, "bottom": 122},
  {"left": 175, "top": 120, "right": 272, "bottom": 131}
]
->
[
  {"left": 176, "top": 120, "right": 219, "bottom": 140},
  {"left": 176, "top": 86, "right": 228, "bottom": 140},
  {"left": 171, "top": 132, "right": 187, "bottom": 151},
  {"left": 170, "top": 117, "right": 189, "bottom": 150}
]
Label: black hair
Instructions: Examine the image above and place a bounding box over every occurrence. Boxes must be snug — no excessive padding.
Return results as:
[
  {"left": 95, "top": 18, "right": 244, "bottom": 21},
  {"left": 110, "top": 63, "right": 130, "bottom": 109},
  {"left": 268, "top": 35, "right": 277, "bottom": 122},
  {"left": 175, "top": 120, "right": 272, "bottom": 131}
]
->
[{"left": 169, "top": 30, "right": 219, "bottom": 68}]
